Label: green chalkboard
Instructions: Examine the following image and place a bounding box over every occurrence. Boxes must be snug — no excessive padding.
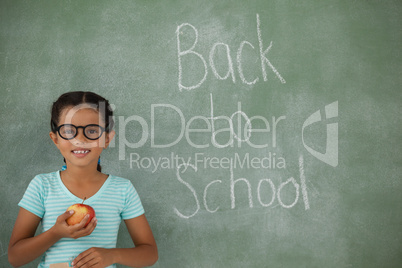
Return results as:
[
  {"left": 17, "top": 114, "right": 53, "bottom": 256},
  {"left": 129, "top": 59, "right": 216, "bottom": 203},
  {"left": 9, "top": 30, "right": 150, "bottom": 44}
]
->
[{"left": 1, "top": 0, "right": 401, "bottom": 267}]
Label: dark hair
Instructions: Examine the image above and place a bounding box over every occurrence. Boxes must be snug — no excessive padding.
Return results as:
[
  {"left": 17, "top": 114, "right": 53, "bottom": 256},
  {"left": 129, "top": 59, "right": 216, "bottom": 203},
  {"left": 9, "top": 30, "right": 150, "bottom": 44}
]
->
[{"left": 50, "top": 91, "right": 114, "bottom": 172}]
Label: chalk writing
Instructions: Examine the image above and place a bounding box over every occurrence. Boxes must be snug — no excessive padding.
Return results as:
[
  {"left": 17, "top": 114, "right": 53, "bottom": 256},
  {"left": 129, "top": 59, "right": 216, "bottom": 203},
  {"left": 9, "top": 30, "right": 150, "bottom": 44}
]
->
[
  {"left": 299, "top": 155, "right": 310, "bottom": 210},
  {"left": 177, "top": 13, "right": 286, "bottom": 91},
  {"left": 173, "top": 155, "right": 309, "bottom": 219}
]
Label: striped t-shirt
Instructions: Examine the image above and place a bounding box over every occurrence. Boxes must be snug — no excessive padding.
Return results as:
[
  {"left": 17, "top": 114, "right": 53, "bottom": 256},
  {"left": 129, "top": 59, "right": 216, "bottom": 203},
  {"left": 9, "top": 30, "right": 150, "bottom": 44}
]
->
[{"left": 18, "top": 171, "right": 144, "bottom": 268}]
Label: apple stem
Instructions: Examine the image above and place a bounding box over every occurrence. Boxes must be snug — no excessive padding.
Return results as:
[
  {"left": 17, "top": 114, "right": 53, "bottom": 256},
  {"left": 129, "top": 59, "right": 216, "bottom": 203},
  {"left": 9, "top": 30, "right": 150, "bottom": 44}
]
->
[{"left": 82, "top": 197, "right": 86, "bottom": 204}]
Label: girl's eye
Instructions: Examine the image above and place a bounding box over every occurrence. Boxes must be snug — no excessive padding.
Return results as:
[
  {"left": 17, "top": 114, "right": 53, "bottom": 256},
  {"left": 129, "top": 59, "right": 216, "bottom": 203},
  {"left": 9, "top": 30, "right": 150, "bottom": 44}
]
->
[
  {"left": 62, "top": 128, "right": 75, "bottom": 135},
  {"left": 86, "top": 126, "right": 101, "bottom": 137}
]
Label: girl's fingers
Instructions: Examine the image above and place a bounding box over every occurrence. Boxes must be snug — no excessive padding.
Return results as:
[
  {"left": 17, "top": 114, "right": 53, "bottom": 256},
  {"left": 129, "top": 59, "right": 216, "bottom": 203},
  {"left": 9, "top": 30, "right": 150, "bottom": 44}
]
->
[
  {"left": 65, "top": 214, "right": 89, "bottom": 228},
  {"left": 78, "top": 214, "right": 90, "bottom": 226},
  {"left": 73, "top": 248, "right": 100, "bottom": 268},
  {"left": 61, "top": 210, "right": 75, "bottom": 221},
  {"left": 72, "top": 249, "right": 93, "bottom": 267},
  {"left": 75, "top": 217, "right": 97, "bottom": 237},
  {"left": 86, "top": 217, "right": 97, "bottom": 231}
]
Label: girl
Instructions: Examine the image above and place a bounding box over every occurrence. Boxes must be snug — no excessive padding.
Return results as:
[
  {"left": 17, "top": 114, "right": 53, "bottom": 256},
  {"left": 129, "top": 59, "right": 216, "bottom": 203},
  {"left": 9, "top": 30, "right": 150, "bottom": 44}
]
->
[{"left": 8, "top": 91, "right": 158, "bottom": 268}]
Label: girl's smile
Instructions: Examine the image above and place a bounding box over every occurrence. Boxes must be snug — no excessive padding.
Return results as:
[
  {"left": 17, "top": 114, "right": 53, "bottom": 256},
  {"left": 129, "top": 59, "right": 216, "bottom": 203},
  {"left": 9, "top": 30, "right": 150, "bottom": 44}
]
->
[{"left": 71, "top": 148, "right": 91, "bottom": 158}]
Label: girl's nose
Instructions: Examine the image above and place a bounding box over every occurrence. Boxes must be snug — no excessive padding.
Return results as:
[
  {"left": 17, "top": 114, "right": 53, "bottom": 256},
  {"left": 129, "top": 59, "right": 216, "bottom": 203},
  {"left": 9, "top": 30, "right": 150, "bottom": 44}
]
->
[{"left": 72, "top": 129, "right": 88, "bottom": 144}]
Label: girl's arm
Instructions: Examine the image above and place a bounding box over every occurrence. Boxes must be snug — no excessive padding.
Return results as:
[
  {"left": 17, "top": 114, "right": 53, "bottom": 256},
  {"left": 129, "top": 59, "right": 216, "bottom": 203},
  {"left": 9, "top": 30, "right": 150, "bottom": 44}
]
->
[
  {"left": 8, "top": 207, "right": 97, "bottom": 267},
  {"left": 72, "top": 214, "right": 158, "bottom": 268}
]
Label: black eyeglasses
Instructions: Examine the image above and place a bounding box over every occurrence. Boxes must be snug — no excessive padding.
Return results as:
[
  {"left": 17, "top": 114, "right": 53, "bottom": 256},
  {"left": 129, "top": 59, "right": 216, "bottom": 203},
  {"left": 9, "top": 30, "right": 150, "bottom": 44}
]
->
[{"left": 54, "top": 124, "right": 106, "bottom": 140}]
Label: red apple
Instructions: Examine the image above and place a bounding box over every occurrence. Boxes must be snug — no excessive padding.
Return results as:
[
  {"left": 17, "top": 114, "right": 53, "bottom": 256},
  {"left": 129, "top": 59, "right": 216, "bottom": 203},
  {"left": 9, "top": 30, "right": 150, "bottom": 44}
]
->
[{"left": 66, "top": 200, "right": 95, "bottom": 227}]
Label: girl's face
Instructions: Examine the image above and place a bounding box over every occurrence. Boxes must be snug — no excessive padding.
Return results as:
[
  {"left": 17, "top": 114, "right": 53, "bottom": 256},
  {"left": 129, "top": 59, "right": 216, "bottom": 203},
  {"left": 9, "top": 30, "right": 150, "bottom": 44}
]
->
[{"left": 49, "top": 105, "right": 115, "bottom": 171}]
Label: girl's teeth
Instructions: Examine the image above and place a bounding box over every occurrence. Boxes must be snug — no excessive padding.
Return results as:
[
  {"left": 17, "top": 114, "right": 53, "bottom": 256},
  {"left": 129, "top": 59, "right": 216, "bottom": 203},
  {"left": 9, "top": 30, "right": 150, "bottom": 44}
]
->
[{"left": 74, "top": 150, "right": 89, "bottom": 154}]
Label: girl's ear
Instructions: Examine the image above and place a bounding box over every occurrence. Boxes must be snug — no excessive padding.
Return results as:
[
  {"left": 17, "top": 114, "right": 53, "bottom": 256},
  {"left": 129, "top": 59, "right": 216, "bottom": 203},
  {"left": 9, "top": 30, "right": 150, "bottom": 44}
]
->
[
  {"left": 104, "top": 130, "right": 115, "bottom": 149},
  {"left": 49, "top": 132, "right": 59, "bottom": 146}
]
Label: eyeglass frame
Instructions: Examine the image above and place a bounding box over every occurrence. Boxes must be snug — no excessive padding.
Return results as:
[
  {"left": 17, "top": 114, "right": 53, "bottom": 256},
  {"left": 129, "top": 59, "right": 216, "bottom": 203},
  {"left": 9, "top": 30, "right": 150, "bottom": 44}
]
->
[{"left": 52, "top": 123, "right": 107, "bottom": 140}]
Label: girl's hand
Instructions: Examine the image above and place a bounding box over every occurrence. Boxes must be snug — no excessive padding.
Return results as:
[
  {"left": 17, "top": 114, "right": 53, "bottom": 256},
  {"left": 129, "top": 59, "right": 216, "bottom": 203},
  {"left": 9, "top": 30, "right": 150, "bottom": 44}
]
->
[
  {"left": 51, "top": 210, "right": 97, "bottom": 239},
  {"left": 72, "top": 247, "right": 114, "bottom": 268}
]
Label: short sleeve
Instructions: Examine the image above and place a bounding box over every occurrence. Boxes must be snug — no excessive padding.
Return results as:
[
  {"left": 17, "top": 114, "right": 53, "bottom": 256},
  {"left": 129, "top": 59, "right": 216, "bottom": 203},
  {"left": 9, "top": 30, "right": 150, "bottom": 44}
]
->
[
  {"left": 121, "top": 181, "right": 145, "bottom": 220},
  {"left": 18, "top": 176, "right": 45, "bottom": 218}
]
